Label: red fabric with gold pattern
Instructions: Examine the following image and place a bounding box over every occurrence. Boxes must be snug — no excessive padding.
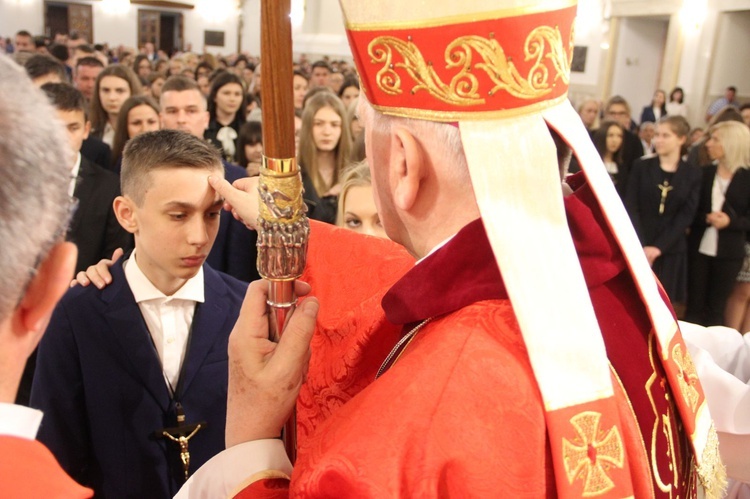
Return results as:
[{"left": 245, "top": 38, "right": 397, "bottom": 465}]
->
[
  {"left": 232, "top": 175, "right": 695, "bottom": 497},
  {"left": 0, "top": 436, "right": 92, "bottom": 498},
  {"left": 233, "top": 478, "right": 290, "bottom": 499},
  {"left": 296, "top": 222, "right": 415, "bottom": 454},
  {"left": 345, "top": 4, "right": 576, "bottom": 120}
]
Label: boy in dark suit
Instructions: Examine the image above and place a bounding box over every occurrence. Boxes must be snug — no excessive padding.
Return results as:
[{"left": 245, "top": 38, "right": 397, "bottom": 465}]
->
[
  {"left": 14, "top": 83, "right": 132, "bottom": 408},
  {"left": 31, "top": 130, "right": 248, "bottom": 498},
  {"left": 40, "top": 83, "right": 132, "bottom": 273}
]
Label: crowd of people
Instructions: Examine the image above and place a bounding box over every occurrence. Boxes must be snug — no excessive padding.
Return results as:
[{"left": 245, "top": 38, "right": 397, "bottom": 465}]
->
[
  {"left": 1, "top": 4, "right": 749, "bottom": 496},
  {"left": 575, "top": 89, "right": 750, "bottom": 329}
]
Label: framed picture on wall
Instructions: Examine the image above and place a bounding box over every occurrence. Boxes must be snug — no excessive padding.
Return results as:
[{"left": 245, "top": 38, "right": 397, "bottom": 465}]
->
[
  {"left": 572, "top": 46, "right": 588, "bottom": 73},
  {"left": 204, "top": 30, "right": 225, "bottom": 47}
]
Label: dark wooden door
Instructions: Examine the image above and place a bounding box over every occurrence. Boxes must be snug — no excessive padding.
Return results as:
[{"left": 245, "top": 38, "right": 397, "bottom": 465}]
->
[
  {"left": 138, "top": 9, "right": 160, "bottom": 49},
  {"left": 68, "top": 3, "right": 93, "bottom": 41},
  {"left": 44, "top": 2, "right": 92, "bottom": 42}
]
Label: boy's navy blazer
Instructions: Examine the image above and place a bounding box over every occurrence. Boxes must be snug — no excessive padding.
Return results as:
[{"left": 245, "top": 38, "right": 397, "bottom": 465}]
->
[{"left": 30, "top": 260, "right": 248, "bottom": 498}]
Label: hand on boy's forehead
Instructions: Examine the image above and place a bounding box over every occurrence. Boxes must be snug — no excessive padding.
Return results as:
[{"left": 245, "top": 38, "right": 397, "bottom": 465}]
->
[{"left": 141, "top": 167, "right": 223, "bottom": 209}]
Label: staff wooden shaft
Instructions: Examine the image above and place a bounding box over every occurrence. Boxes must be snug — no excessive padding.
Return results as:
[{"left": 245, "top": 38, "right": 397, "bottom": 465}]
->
[{"left": 259, "top": 0, "right": 304, "bottom": 464}]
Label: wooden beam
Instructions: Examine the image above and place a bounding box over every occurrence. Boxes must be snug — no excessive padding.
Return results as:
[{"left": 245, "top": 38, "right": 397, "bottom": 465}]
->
[{"left": 129, "top": 0, "right": 195, "bottom": 10}]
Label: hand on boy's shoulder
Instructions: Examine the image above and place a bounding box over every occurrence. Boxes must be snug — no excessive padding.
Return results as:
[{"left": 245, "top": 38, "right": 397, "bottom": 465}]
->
[{"left": 70, "top": 248, "right": 122, "bottom": 289}]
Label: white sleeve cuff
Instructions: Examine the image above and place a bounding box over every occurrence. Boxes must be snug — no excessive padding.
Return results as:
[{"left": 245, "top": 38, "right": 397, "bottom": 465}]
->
[
  {"left": 174, "top": 439, "right": 292, "bottom": 499},
  {"left": 0, "top": 403, "right": 43, "bottom": 439}
]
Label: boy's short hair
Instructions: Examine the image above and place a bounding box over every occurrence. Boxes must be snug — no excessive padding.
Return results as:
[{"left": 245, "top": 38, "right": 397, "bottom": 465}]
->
[
  {"left": 24, "top": 54, "right": 68, "bottom": 82},
  {"left": 121, "top": 129, "right": 223, "bottom": 206},
  {"left": 40, "top": 82, "right": 87, "bottom": 118}
]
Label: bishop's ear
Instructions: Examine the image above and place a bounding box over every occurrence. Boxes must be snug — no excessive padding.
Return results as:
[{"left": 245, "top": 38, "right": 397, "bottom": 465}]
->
[
  {"left": 14, "top": 241, "right": 77, "bottom": 345},
  {"left": 391, "top": 126, "right": 426, "bottom": 211},
  {"left": 113, "top": 196, "right": 138, "bottom": 234}
]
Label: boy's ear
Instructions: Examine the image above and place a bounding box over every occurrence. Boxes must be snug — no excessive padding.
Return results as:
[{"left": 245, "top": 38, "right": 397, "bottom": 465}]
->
[
  {"left": 113, "top": 196, "right": 138, "bottom": 234},
  {"left": 83, "top": 120, "right": 91, "bottom": 140}
]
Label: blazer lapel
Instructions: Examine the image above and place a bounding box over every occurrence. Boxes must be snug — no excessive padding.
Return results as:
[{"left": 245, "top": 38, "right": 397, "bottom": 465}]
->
[
  {"left": 103, "top": 262, "right": 171, "bottom": 411},
  {"left": 178, "top": 267, "right": 231, "bottom": 396},
  {"left": 68, "top": 159, "right": 96, "bottom": 241}
]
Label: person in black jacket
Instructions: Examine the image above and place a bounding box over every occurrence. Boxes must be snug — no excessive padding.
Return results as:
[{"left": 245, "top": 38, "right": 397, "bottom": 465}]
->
[
  {"left": 685, "top": 121, "right": 750, "bottom": 326},
  {"left": 625, "top": 116, "right": 700, "bottom": 306}
]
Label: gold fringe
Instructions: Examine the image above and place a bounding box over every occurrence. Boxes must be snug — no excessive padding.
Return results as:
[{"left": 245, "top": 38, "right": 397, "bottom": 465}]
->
[{"left": 696, "top": 424, "right": 727, "bottom": 499}]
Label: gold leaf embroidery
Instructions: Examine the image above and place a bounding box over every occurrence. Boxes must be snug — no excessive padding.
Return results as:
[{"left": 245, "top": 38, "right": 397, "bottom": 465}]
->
[
  {"left": 562, "top": 411, "right": 625, "bottom": 497},
  {"left": 672, "top": 343, "right": 700, "bottom": 413},
  {"left": 366, "top": 23, "right": 572, "bottom": 106}
]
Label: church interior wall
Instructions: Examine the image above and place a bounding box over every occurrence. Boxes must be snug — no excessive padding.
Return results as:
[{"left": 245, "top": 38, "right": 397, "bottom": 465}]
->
[{"left": 2, "top": 0, "right": 750, "bottom": 126}]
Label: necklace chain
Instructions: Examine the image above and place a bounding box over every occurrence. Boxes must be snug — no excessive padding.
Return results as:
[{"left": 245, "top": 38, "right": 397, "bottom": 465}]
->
[{"left": 375, "top": 317, "right": 433, "bottom": 379}]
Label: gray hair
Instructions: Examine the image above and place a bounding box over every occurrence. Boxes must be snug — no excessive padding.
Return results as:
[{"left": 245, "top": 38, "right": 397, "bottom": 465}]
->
[
  {"left": 0, "top": 55, "right": 72, "bottom": 320},
  {"left": 358, "top": 95, "right": 469, "bottom": 184}
]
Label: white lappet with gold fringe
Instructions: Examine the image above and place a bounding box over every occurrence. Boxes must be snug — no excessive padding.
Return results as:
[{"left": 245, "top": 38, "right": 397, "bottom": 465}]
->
[{"left": 340, "top": 0, "right": 725, "bottom": 497}]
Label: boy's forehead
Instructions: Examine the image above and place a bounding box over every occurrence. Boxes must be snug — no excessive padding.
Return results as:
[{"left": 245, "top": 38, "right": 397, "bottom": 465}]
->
[
  {"left": 56, "top": 108, "right": 86, "bottom": 125},
  {"left": 141, "top": 164, "right": 223, "bottom": 196}
]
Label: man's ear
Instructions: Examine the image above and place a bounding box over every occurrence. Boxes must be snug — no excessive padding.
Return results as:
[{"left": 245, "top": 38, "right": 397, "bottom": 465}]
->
[
  {"left": 201, "top": 110, "right": 210, "bottom": 132},
  {"left": 390, "top": 127, "right": 425, "bottom": 211},
  {"left": 113, "top": 196, "right": 138, "bottom": 234},
  {"left": 14, "top": 241, "right": 77, "bottom": 339}
]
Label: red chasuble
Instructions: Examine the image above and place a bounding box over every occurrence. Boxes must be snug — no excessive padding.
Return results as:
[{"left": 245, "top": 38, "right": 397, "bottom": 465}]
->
[
  {"left": 0, "top": 436, "right": 93, "bottom": 498},
  {"left": 236, "top": 174, "right": 695, "bottom": 498}
]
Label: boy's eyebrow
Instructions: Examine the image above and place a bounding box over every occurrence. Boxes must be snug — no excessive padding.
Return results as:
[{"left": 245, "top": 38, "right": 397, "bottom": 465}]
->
[{"left": 163, "top": 198, "right": 224, "bottom": 210}]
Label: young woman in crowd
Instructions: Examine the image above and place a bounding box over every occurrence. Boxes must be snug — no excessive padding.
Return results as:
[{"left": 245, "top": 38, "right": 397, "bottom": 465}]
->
[
  {"left": 204, "top": 71, "right": 247, "bottom": 163},
  {"left": 592, "top": 120, "right": 628, "bottom": 197},
  {"left": 686, "top": 121, "right": 750, "bottom": 326},
  {"left": 133, "top": 54, "right": 152, "bottom": 79},
  {"left": 298, "top": 91, "right": 352, "bottom": 224},
  {"left": 337, "top": 78, "right": 360, "bottom": 108},
  {"left": 336, "top": 161, "right": 387, "bottom": 239},
  {"left": 89, "top": 64, "right": 142, "bottom": 147},
  {"left": 347, "top": 99, "right": 362, "bottom": 142},
  {"left": 625, "top": 116, "right": 701, "bottom": 307},
  {"left": 110, "top": 95, "right": 161, "bottom": 171},
  {"left": 666, "top": 87, "right": 688, "bottom": 117},
  {"left": 236, "top": 121, "right": 263, "bottom": 177},
  {"left": 145, "top": 72, "right": 165, "bottom": 100},
  {"left": 640, "top": 89, "right": 667, "bottom": 125},
  {"left": 293, "top": 70, "right": 309, "bottom": 111}
]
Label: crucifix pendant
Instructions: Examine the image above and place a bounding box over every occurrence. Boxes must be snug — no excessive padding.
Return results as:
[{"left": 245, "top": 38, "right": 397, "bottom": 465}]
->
[
  {"left": 162, "top": 424, "right": 202, "bottom": 480},
  {"left": 657, "top": 180, "right": 673, "bottom": 215}
]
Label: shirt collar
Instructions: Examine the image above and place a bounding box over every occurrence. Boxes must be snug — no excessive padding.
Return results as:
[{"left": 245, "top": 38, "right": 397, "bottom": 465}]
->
[
  {"left": 69, "top": 153, "right": 82, "bottom": 197},
  {"left": 124, "top": 248, "right": 205, "bottom": 304}
]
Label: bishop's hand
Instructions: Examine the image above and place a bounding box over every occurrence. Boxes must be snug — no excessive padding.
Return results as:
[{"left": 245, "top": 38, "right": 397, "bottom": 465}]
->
[
  {"left": 209, "top": 175, "right": 260, "bottom": 231},
  {"left": 225, "top": 279, "right": 317, "bottom": 448}
]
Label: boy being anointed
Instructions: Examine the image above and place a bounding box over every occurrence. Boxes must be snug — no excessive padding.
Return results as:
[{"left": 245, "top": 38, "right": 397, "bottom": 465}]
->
[{"left": 31, "top": 129, "right": 247, "bottom": 498}]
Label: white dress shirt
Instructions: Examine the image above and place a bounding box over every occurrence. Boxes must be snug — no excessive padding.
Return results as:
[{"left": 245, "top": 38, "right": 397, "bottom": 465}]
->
[
  {"left": 69, "top": 153, "right": 81, "bottom": 198},
  {"left": 124, "top": 249, "right": 205, "bottom": 390},
  {"left": 101, "top": 122, "right": 115, "bottom": 147},
  {"left": 698, "top": 174, "right": 729, "bottom": 257}
]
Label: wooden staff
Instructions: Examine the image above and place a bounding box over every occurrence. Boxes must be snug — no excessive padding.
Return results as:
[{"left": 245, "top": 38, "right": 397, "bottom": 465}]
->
[{"left": 258, "top": 0, "right": 308, "bottom": 464}]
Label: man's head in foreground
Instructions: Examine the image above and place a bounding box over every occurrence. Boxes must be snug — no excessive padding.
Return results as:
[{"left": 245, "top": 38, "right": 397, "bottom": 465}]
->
[
  {"left": 114, "top": 129, "right": 224, "bottom": 296},
  {"left": 0, "top": 55, "right": 77, "bottom": 403}
]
